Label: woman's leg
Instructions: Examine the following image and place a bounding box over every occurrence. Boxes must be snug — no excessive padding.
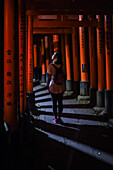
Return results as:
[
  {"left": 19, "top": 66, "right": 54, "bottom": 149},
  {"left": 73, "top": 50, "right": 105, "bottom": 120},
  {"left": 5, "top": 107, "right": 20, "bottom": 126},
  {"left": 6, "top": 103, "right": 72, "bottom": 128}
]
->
[
  {"left": 50, "top": 92, "right": 57, "bottom": 119},
  {"left": 57, "top": 92, "right": 64, "bottom": 119}
]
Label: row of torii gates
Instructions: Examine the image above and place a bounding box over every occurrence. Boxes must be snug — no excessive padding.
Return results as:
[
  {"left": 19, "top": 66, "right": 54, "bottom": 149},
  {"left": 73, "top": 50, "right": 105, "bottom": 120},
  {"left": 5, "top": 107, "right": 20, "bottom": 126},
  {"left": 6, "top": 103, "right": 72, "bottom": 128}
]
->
[{"left": 0, "top": 0, "right": 113, "bottom": 132}]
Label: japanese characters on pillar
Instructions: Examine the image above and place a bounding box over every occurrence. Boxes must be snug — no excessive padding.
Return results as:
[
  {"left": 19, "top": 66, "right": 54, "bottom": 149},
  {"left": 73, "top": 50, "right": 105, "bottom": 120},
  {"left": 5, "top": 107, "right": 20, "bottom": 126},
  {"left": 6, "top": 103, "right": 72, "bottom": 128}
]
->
[
  {"left": 104, "top": 15, "right": 112, "bottom": 90},
  {"left": 88, "top": 16, "right": 97, "bottom": 89},
  {"left": 96, "top": 15, "right": 105, "bottom": 91},
  {"left": 28, "top": 15, "right": 33, "bottom": 93},
  {"left": 72, "top": 27, "right": 79, "bottom": 82},
  {"left": 4, "top": 0, "right": 18, "bottom": 130},
  {"left": 19, "top": 0, "right": 25, "bottom": 114},
  {"left": 33, "top": 44, "right": 37, "bottom": 68},
  {"left": 79, "top": 15, "right": 88, "bottom": 82},
  {"left": 53, "top": 35, "right": 59, "bottom": 52}
]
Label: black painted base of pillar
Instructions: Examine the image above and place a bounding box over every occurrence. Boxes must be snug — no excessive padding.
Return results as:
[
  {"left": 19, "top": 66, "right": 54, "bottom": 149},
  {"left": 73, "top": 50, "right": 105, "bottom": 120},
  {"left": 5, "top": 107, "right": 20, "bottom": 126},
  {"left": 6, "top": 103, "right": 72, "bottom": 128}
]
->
[
  {"left": 97, "top": 90, "right": 104, "bottom": 107},
  {"left": 66, "top": 80, "right": 72, "bottom": 91},
  {"left": 101, "top": 90, "right": 113, "bottom": 118},
  {"left": 80, "top": 81, "right": 89, "bottom": 96},
  {"left": 89, "top": 88, "right": 97, "bottom": 107},
  {"left": 73, "top": 81, "right": 80, "bottom": 97},
  {"left": 26, "top": 92, "right": 35, "bottom": 113},
  {"left": 41, "top": 74, "right": 46, "bottom": 83}
]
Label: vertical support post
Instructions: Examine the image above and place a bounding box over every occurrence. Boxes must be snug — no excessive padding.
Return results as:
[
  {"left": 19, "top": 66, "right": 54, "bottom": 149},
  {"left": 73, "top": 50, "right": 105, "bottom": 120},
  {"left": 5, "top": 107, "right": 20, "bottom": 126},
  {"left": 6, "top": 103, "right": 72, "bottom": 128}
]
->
[
  {"left": 24, "top": 16, "right": 28, "bottom": 110},
  {"left": 65, "top": 34, "right": 72, "bottom": 91},
  {"left": 53, "top": 35, "right": 59, "bottom": 52},
  {"left": 79, "top": 15, "right": 89, "bottom": 96},
  {"left": 44, "top": 36, "right": 49, "bottom": 82},
  {"left": 102, "top": 15, "right": 113, "bottom": 117},
  {"left": 0, "top": 0, "right": 4, "bottom": 130},
  {"left": 4, "top": 0, "right": 18, "bottom": 130},
  {"left": 41, "top": 39, "right": 46, "bottom": 83},
  {"left": 33, "top": 44, "right": 38, "bottom": 83},
  {"left": 49, "top": 35, "right": 53, "bottom": 63},
  {"left": 72, "top": 27, "right": 80, "bottom": 97},
  {"left": 88, "top": 16, "right": 97, "bottom": 106},
  {"left": 96, "top": 15, "right": 105, "bottom": 107},
  {"left": 61, "top": 35, "right": 66, "bottom": 73},
  {"left": 18, "top": 0, "right": 25, "bottom": 114},
  {"left": 27, "top": 15, "right": 34, "bottom": 112}
]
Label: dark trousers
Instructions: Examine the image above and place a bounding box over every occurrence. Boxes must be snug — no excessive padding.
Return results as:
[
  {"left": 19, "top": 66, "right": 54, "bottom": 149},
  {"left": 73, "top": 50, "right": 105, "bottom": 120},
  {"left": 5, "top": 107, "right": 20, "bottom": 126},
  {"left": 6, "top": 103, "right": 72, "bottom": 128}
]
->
[{"left": 50, "top": 92, "right": 64, "bottom": 118}]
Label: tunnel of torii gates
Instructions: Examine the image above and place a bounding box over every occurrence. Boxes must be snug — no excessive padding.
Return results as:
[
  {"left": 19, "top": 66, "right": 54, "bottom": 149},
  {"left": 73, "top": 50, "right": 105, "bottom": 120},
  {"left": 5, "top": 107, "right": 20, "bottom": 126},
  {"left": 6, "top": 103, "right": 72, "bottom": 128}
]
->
[{"left": 0, "top": 0, "right": 113, "bottom": 132}]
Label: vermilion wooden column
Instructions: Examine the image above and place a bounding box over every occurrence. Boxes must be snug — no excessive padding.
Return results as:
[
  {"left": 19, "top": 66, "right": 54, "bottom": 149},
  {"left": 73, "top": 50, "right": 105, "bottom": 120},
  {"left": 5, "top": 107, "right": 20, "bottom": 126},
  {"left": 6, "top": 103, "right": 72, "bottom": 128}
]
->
[
  {"left": 4, "top": 0, "right": 18, "bottom": 130},
  {"left": 27, "top": 15, "right": 34, "bottom": 111},
  {"left": 44, "top": 36, "right": 49, "bottom": 82},
  {"left": 96, "top": 15, "right": 105, "bottom": 107},
  {"left": 53, "top": 35, "right": 59, "bottom": 52},
  {"left": 72, "top": 27, "right": 79, "bottom": 96},
  {"left": 61, "top": 35, "right": 66, "bottom": 73},
  {"left": 88, "top": 16, "right": 97, "bottom": 106},
  {"left": 0, "top": 0, "right": 4, "bottom": 129},
  {"left": 24, "top": 16, "right": 28, "bottom": 109},
  {"left": 79, "top": 15, "right": 89, "bottom": 96},
  {"left": 49, "top": 35, "right": 53, "bottom": 63},
  {"left": 65, "top": 34, "right": 72, "bottom": 91},
  {"left": 33, "top": 44, "right": 38, "bottom": 83},
  {"left": 41, "top": 39, "right": 46, "bottom": 83},
  {"left": 19, "top": 0, "right": 25, "bottom": 114},
  {"left": 102, "top": 15, "right": 113, "bottom": 117}
]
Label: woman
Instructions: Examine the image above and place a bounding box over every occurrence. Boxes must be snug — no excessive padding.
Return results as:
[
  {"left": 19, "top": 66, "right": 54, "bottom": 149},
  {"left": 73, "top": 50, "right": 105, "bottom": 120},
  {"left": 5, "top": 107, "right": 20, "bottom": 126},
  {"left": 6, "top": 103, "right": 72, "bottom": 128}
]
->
[{"left": 47, "top": 52, "right": 66, "bottom": 123}]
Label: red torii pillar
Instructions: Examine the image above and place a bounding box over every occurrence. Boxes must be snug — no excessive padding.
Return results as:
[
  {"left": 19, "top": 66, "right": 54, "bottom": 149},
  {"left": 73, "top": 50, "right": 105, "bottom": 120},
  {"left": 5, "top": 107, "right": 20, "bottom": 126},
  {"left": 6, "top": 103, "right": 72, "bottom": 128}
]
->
[
  {"left": 24, "top": 16, "right": 28, "bottom": 109},
  {"left": 96, "top": 15, "right": 105, "bottom": 107},
  {"left": 33, "top": 44, "right": 38, "bottom": 83},
  {"left": 88, "top": 15, "right": 97, "bottom": 106},
  {"left": 0, "top": 0, "right": 4, "bottom": 129},
  {"left": 4, "top": 0, "right": 18, "bottom": 131},
  {"left": 61, "top": 35, "right": 66, "bottom": 73},
  {"left": 49, "top": 35, "right": 53, "bottom": 63},
  {"left": 102, "top": 15, "right": 113, "bottom": 117},
  {"left": 65, "top": 34, "right": 72, "bottom": 91},
  {"left": 53, "top": 35, "right": 59, "bottom": 52},
  {"left": 79, "top": 15, "right": 89, "bottom": 96},
  {"left": 18, "top": 0, "right": 25, "bottom": 115},
  {"left": 27, "top": 15, "right": 34, "bottom": 111},
  {"left": 72, "top": 27, "right": 79, "bottom": 97},
  {"left": 44, "top": 36, "right": 49, "bottom": 82},
  {"left": 41, "top": 38, "right": 46, "bottom": 83}
]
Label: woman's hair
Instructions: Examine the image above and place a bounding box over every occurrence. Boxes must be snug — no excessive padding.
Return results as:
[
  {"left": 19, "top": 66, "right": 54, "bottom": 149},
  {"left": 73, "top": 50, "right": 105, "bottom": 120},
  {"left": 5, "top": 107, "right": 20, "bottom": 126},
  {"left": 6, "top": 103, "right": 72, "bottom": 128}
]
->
[{"left": 52, "top": 52, "right": 63, "bottom": 65}]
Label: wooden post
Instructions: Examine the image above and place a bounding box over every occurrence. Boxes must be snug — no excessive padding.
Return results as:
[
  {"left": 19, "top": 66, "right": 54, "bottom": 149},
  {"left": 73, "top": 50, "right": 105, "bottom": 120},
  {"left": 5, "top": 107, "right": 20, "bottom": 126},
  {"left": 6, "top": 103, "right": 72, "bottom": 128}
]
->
[
  {"left": 72, "top": 27, "right": 79, "bottom": 97},
  {"left": 65, "top": 34, "right": 72, "bottom": 91},
  {"left": 79, "top": 15, "right": 89, "bottom": 96},
  {"left": 88, "top": 15, "right": 97, "bottom": 106},
  {"left": 4, "top": 0, "right": 18, "bottom": 130},
  {"left": 41, "top": 38, "right": 46, "bottom": 83},
  {"left": 53, "top": 35, "right": 59, "bottom": 52},
  {"left": 27, "top": 15, "right": 34, "bottom": 111},
  {"left": 96, "top": 15, "right": 105, "bottom": 107}
]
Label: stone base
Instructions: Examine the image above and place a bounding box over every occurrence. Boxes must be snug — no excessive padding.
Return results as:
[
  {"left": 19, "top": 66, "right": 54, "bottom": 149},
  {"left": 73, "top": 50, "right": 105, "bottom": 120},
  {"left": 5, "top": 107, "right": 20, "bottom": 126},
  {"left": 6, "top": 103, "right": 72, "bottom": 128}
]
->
[
  {"left": 97, "top": 90, "right": 104, "bottom": 107},
  {"left": 101, "top": 90, "right": 113, "bottom": 118},
  {"left": 73, "top": 81, "right": 80, "bottom": 97},
  {"left": 80, "top": 81, "right": 89, "bottom": 96},
  {"left": 66, "top": 80, "right": 72, "bottom": 91},
  {"left": 89, "top": 88, "right": 97, "bottom": 107}
]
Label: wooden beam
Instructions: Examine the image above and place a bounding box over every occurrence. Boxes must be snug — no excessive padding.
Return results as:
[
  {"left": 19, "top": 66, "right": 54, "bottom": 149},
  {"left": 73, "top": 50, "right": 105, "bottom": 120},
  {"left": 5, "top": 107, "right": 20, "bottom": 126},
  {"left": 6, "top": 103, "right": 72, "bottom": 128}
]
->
[
  {"left": 33, "top": 19, "right": 98, "bottom": 28},
  {"left": 33, "top": 28, "right": 72, "bottom": 34}
]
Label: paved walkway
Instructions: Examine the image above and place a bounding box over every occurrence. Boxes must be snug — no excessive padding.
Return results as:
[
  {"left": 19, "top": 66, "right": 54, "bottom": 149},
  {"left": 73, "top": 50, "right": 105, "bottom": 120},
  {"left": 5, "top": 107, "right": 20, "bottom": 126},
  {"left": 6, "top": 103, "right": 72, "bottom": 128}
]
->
[{"left": 24, "top": 84, "right": 113, "bottom": 170}]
